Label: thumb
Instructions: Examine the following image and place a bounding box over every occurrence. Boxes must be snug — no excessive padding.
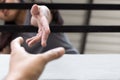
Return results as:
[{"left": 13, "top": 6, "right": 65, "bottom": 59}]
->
[
  {"left": 42, "top": 47, "right": 65, "bottom": 63},
  {"left": 31, "top": 4, "right": 40, "bottom": 16},
  {"left": 10, "top": 37, "right": 24, "bottom": 52}
]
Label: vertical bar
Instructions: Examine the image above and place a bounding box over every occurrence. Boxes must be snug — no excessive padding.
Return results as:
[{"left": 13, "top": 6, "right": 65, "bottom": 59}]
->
[{"left": 80, "top": 0, "right": 93, "bottom": 54}]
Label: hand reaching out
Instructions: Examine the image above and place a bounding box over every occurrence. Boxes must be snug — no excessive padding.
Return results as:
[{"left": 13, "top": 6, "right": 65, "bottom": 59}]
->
[
  {"left": 5, "top": 37, "right": 65, "bottom": 80},
  {"left": 26, "top": 4, "right": 52, "bottom": 47}
]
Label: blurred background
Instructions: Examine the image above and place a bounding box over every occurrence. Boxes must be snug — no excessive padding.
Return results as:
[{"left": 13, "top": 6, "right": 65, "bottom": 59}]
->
[{"left": 1, "top": 0, "right": 120, "bottom": 54}]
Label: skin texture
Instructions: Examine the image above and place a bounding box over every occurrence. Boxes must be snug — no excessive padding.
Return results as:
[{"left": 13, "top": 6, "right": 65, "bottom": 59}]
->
[
  {"left": 0, "top": 0, "right": 65, "bottom": 79},
  {"left": 0, "top": 0, "right": 52, "bottom": 47},
  {"left": 27, "top": 4, "right": 52, "bottom": 47},
  {"left": 5, "top": 37, "right": 65, "bottom": 80}
]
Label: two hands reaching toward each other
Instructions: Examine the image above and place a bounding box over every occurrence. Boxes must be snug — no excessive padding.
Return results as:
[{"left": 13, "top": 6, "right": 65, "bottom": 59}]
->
[
  {"left": 26, "top": 4, "right": 52, "bottom": 47},
  {"left": 5, "top": 37, "right": 65, "bottom": 80},
  {"left": 5, "top": 4, "right": 65, "bottom": 80},
  {"left": 5, "top": 5, "right": 65, "bottom": 80}
]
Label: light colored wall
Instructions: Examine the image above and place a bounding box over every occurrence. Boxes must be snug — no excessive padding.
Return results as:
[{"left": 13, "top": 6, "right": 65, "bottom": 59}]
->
[{"left": 85, "top": 0, "right": 120, "bottom": 54}]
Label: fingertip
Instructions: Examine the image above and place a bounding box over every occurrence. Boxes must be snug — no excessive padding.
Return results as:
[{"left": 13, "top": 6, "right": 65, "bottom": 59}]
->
[
  {"left": 27, "top": 42, "right": 33, "bottom": 48},
  {"left": 33, "top": 4, "right": 38, "bottom": 7},
  {"left": 54, "top": 47, "right": 65, "bottom": 56},
  {"left": 16, "top": 37, "right": 24, "bottom": 45},
  {"left": 43, "top": 47, "right": 65, "bottom": 62},
  {"left": 26, "top": 39, "right": 30, "bottom": 44},
  {"left": 31, "top": 4, "right": 39, "bottom": 15},
  {"left": 32, "top": 4, "right": 38, "bottom": 10},
  {"left": 11, "top": 37, "right": 24, "bottom": 45},
  {"left": 41, "top": 42, "right": 47, "bottom": 47},
  {"left": 11, "top": 37, "right": 24, "bottom": 51},
  {"left": 18, "top": 37, "right": 24, "bottom": 44},
  {"left": 31, "top": 4, "right": 37, "bottom": 10}
]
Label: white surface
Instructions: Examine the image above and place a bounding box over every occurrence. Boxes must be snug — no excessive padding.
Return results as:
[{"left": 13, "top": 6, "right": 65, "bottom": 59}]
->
[{"left": 1, "top": 54, "right": 120, "bottom": 80}]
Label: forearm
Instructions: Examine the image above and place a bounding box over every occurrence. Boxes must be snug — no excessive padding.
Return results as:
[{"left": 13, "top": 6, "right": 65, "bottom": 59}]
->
[
  {"left": 4, "top": 73, "right": 24, "bottom": 80},
  {"left": 4, "top": 72, "right": 30, "bottom": 80},
  {"left": 4, "top": 72, "right": 38, "bottom": 80}
]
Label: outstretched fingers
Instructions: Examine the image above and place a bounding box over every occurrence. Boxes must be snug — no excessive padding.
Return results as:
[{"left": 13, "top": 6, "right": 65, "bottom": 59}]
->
[
  {"left": 41, "top": 16, "right": 50, "bottom": 47},
  {"left": 10, "top": 37, "right": 26, "bottom": 55},
  {"left": 31, "top": 4, "right": 39, "bottom": 16},
  {"left": 11, "top": 37, "right": 23, "bottom": 50},
  {"left": 28, "top": 4, "right": 50, "bottom": 47},
  {"left": 41, "top": 47, "right": 65, "bottom": 63}
]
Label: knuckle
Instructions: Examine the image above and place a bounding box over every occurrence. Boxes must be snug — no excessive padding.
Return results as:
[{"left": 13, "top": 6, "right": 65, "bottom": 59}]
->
[{"left": 45, "top": 29, "right": 50, "bottom": 34}]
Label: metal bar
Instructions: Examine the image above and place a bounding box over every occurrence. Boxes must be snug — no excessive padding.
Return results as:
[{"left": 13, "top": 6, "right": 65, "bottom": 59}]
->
[
  {"left": 0, "top": 25, "right": 120, "bottom": 32},
  {"left": 0, "top": 3, "right": 120, "bottom": 10},
  {"left": 80, "top": 0, "right": 93, "bottom": 54}
]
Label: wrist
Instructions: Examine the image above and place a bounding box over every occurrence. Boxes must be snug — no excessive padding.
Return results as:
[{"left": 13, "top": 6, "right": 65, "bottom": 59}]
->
[{"left": 5, "top": 72, "right": 26, "bottom": 80}]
